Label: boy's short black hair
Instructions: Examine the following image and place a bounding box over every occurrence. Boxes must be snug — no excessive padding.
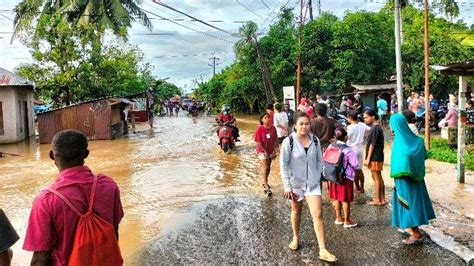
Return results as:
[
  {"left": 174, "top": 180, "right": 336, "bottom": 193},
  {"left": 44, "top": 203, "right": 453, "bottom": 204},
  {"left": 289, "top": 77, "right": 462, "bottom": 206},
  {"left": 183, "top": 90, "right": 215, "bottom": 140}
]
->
[
  {"left": 52, "top": 130, "right": 88, "bottom": 161},
  {"left": 265, "top": 103, "right": 274, "bottom": 111},
  {"left": 364, "top": 109, "right": 379, "bottom": 120}
]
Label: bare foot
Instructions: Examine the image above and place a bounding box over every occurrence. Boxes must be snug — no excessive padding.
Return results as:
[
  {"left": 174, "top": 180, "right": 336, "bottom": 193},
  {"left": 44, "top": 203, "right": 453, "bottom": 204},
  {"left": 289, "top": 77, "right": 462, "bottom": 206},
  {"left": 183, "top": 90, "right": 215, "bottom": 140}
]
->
[{"left": 367, "top": 200, "right": 382, "bottom": 206}]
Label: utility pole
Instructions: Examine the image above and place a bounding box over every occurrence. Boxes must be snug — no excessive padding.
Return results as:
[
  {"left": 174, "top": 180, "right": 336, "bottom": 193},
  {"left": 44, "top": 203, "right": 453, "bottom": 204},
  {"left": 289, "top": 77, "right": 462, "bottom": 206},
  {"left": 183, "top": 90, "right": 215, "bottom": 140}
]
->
[
  {"left": 394, "top": 0, "right": 404, "bottom": 114},
  {"left": 296, "top": 0, "right": 303, "bottom": 106},
  {"left": 308, "top": 0, "right": 313, "bottom": 20},
  {"left": 209, "top": 56, "right": 219, "bottom": 76},
  {"left": 423, "top": 0, "right": 431, "bottom": 149},
  {"left": 317, "top": 0, "right": 321, "bottom": 16}
]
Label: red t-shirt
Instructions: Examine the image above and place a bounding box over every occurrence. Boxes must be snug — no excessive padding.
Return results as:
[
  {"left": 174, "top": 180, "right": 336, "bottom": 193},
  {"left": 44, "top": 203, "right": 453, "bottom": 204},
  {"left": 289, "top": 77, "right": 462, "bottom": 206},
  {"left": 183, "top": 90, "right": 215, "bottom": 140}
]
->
[
  {"left": 254, "top": 125, "right": 278, "bottom": 154},
  {"left": 23, "top": 166, "right": 124, "bottom": 266}
]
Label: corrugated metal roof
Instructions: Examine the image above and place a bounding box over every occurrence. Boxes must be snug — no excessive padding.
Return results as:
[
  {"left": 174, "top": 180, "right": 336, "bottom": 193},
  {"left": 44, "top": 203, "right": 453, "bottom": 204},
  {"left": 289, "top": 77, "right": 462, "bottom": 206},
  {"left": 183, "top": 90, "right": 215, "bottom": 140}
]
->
[
  {"left": 431, "top": 59, "right": 474, "bottom": 76},
  {"left": 351, "top": 83, "right": 398, "bottom": 92},
  {"left": 0, "top": 67, "right": 35, "bottom": 87},
  {"left": 37, "top": 96, "right": 134, "bottom": 115}
]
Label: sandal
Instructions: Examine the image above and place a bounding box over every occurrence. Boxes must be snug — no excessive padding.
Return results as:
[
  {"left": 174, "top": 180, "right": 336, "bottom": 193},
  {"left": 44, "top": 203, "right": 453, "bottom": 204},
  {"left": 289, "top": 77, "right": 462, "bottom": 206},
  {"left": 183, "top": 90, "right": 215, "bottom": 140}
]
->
[
  {"left": 397, "top": 228, "right": 411, "bottom": 237},
  {"left": 319, "top": 248, "right": 337, "bottom": 262},
  {"left": 263, "top": 184, "right": 273, "bottom": 197},
  {"left": 402, "top": 236, "right": 424, "bottom": 245},
  {"left": 343, "top": 220, "right": 358, "bottom": 228},
  {"left": 334, "top": 219, "right": 344, "bottom": 225},
  {"left": 288, "top": 239, "right": 299, "bottom": 251}
]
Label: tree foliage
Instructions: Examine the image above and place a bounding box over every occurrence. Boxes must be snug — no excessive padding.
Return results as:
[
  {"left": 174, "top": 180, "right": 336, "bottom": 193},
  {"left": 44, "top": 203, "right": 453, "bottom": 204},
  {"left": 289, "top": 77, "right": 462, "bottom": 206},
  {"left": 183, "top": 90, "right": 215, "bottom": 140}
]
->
[
  {"left": 12, "top": 0, "right": 151, "bottom": 41},
  {"left": 15, "top": 13, "right": 158, "bottom": 106},
  {"left": 195, "top": 4, "right": 473, "bottom": 113}
]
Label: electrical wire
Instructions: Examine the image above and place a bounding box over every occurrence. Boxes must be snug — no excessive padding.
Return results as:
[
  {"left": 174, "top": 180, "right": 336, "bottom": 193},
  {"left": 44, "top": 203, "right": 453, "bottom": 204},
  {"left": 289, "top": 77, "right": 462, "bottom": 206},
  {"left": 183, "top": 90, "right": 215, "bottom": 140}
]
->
[{"left": 140, "top": 8, "right": 235, "bottom": 44}]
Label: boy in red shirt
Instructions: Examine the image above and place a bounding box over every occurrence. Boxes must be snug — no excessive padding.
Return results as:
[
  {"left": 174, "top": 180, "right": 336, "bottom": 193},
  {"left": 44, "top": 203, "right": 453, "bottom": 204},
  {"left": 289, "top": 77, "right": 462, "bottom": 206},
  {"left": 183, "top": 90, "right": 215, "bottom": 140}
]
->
[{"left": 23, "top": 130, "right": 124, "bottom": 266}]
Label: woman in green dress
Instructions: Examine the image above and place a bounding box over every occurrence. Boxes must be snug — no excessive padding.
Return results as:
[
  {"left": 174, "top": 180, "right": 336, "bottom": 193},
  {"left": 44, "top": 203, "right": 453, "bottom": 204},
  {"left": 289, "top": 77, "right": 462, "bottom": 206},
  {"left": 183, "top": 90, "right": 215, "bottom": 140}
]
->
[{"left": 390, "top": 114, "right": 436, "bottom": 245}]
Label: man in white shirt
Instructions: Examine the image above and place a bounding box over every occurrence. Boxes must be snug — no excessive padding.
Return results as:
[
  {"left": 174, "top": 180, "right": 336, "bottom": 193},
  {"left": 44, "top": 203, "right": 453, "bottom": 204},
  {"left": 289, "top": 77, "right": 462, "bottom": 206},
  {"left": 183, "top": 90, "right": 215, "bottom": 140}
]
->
[{"left": 273, "top": 103, "right": 289, "bottom": 143}]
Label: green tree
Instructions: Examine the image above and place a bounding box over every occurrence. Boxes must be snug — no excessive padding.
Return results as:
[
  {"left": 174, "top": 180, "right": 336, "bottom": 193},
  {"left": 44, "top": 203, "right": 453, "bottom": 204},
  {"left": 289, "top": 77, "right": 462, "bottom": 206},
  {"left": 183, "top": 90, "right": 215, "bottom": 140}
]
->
[
  {"left": 12, "top": 0, "right": 151, "bottom": 40},
  {"left": 235, "top": 21, "right": 276, "bottom": 103},
  {"left": 15, "top": 13, "right": 154, "bottom": 105}
]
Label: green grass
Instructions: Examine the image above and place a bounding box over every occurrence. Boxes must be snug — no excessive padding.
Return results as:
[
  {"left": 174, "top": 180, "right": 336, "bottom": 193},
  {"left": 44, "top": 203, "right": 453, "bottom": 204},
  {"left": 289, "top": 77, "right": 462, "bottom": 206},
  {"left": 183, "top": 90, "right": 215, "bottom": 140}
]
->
[{"left": 427, "top": 137, "right": 474, "bottom": 170}]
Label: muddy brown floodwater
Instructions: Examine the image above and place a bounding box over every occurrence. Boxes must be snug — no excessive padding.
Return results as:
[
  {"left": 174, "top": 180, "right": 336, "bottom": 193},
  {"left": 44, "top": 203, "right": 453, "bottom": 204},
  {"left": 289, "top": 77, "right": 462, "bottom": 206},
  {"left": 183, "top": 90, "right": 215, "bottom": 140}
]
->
[
  {"left": 0, "top": 113, "right": 468, "bottom": 265},
  {"left": 0, "top": 114, "right": 267, "bottom": 265}
]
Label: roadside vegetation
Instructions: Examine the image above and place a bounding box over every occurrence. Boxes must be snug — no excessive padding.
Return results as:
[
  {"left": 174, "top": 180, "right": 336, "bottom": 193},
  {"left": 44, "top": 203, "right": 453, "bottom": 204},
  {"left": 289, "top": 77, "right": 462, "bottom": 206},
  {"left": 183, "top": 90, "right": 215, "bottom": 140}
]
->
[
  {"left": 428, "top": 138, "right": 474, "bottom": 170},
  {"left": 194, "top": 4, "right": 474, "bottom": 113}
]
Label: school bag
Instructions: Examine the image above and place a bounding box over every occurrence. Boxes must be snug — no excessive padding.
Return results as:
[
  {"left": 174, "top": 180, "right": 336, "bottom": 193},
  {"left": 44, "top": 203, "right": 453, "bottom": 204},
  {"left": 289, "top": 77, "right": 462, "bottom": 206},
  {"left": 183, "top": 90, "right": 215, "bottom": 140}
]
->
[
  {"left": 322, "top": 144, "right": 348, "bottom": 184},
  {"left": 47, "top": 175, "right": 123, "bottom": 266}
]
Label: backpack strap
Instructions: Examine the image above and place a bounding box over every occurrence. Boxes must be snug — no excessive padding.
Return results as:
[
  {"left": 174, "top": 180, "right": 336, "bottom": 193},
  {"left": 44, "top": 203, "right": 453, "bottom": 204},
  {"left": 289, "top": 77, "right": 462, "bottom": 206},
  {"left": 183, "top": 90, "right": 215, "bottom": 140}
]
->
[
  {"left": 289, "top": 135, "right": 294, "bottom": 153},
  {"left": 46, "top": 174, "right": 99, "bottom": 218}
]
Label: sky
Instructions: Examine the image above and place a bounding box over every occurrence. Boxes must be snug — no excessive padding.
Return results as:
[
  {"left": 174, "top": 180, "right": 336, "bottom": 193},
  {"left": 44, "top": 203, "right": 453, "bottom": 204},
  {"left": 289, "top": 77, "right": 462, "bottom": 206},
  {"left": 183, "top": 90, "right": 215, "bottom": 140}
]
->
[{"left": 1, "top": 0, "right": 473, "bottom": 92}]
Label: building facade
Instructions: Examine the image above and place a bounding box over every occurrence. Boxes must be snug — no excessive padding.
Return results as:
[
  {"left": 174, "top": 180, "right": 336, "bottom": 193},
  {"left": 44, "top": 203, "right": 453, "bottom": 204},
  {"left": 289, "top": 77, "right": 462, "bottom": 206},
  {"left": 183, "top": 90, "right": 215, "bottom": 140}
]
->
[{"left": 0, "top": 68, "right": 35, "bottom": 144}]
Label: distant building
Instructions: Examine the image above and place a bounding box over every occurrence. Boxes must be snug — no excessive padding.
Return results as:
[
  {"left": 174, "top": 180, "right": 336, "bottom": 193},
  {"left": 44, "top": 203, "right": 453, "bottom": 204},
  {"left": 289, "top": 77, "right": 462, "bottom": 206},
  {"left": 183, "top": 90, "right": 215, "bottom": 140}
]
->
[
  {"left": 352, "top": 83, "right": 398, "bottom": 111},
  {"left": 37, "top": 97, "right": 131, "bottom": 144},
  {"left": 0, "top": 67, "right": 35, "bottom": 144}
]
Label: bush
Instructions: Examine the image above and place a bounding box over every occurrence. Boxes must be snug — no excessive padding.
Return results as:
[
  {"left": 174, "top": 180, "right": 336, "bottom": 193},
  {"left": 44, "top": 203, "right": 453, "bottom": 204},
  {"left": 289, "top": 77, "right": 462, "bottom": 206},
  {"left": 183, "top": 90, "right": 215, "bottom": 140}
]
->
[{"left": 428, "top": 138, "right": 474, "bottom": 170}]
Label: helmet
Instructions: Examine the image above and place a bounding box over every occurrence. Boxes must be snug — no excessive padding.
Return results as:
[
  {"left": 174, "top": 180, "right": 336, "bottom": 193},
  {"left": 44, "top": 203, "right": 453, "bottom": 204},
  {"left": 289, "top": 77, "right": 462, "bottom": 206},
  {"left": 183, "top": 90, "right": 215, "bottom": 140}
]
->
[
  {"left": 222, "top": 105, "right": 230, "bottom": 112},
  {"left": 354, "top": 94, "right": 361, "bottom": 99}
]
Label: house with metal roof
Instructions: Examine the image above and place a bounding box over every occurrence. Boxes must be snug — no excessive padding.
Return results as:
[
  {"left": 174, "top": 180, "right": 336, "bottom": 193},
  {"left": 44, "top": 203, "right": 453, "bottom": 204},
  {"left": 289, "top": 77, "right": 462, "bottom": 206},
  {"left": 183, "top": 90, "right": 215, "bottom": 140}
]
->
[{"left": 0, "top": 67, "right": 35, "bottom": 144}]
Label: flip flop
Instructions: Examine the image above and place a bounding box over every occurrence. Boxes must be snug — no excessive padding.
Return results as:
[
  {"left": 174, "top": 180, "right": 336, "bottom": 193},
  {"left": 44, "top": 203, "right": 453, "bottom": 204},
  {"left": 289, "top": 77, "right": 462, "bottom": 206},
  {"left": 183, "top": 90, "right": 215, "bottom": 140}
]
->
[
  {"left": 402, "top": 237, "right": 424, "bottom": 245},
  {"left": 319, "top": 248, "right": 337, "bottom": 262},
  {"left": 397, "top": 228, "right": 411, "bottom": 237},
  {"left": 334, "top": 220, "right": 344, "bottom": 225}
]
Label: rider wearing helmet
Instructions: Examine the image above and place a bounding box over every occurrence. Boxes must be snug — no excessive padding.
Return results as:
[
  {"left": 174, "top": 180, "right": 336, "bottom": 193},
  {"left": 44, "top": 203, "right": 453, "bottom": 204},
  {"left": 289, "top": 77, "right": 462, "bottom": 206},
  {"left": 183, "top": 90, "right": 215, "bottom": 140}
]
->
[{"left": 217, "top": 105, "right": 240, "bottom": 141}]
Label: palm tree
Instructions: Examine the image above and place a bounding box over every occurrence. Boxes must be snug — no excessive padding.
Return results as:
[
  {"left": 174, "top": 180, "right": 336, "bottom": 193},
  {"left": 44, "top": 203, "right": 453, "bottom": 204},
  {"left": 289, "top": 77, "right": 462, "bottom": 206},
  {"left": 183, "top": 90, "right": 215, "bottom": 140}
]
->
[
  {"left": 12, "top": 0, "right": 151, "bottom": 40},
  {"left": 234, "top": 21, "right": 276, "bottom": 103},
  {"left": 437, "top": 0, "right": 459, "bottom": 22}
]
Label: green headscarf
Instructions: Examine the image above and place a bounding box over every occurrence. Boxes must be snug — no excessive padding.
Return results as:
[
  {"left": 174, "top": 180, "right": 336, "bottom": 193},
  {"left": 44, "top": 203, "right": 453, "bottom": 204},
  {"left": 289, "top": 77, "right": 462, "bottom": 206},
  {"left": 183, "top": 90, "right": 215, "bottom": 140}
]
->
[{"left": 389, "top": 113, "right": 427, "bottom": 181}]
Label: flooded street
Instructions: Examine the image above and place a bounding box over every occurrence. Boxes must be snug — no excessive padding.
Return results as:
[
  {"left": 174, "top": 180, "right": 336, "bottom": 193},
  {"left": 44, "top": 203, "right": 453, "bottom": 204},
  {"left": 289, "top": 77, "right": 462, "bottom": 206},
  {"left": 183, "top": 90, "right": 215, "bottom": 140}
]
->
[
  {"left": 0, "top": 113, "right": 467, "bottom": 264},
  {"left": 1, "top": 113, "right": 264, "bottom": 265}
]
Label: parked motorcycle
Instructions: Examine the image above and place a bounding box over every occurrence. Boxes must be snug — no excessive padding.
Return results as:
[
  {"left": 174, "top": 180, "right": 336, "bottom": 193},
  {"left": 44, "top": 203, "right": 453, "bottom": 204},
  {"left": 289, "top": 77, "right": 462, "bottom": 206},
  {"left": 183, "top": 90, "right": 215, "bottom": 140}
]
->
[{"left": 217, "top": 121, "right": 235, "bottom": 153}]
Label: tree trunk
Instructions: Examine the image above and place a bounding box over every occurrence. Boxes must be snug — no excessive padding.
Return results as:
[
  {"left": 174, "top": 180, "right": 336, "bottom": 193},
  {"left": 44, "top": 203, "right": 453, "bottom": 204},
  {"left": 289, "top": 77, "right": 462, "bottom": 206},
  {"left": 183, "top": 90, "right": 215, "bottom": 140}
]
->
[
  {"left": 254, "top": 37, "right": 276, "bottom": 103},
  {"left": 308, "top": 0, "right": 313, "bottom": 20}
]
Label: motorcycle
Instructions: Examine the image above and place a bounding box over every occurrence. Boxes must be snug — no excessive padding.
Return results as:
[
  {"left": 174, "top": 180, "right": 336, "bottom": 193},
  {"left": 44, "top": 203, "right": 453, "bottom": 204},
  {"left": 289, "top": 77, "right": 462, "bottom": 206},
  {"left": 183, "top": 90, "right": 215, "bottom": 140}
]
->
[{"left": 217, "top": 121, "right": 235, "bottom": 153}]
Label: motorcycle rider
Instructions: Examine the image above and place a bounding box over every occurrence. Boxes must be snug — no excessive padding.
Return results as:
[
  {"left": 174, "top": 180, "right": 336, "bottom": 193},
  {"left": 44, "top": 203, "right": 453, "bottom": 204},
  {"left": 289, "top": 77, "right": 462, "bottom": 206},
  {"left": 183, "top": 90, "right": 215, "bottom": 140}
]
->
[{"left": 216, "top": 105, "right": 240, "bottom": 141}]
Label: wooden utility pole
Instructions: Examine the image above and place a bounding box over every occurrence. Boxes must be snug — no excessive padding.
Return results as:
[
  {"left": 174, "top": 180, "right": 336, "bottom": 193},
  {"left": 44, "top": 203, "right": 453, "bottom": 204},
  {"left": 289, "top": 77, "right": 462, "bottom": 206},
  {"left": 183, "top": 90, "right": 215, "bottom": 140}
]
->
[
  {"left": 423, "top": 0, "right": 431, "bottom": 149},
  {"left": 209, "top": 56, "right": 219, "bottom": 76},
  {"left": 395, "top": 0, "right": 404, "bottom": 113},
  {"left": 317, "top": 0, "right": 321, "bottom": 16},
  {"left": 296, "top": 0, "right": 303, "bottom": 106}
]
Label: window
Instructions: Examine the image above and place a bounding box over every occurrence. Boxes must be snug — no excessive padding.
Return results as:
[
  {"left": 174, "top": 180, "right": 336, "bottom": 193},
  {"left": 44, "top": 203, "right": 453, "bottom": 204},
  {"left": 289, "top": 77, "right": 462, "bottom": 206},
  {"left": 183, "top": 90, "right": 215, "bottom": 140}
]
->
[{"left": 0, "top": 102, "right": 4, "bottom": 135}]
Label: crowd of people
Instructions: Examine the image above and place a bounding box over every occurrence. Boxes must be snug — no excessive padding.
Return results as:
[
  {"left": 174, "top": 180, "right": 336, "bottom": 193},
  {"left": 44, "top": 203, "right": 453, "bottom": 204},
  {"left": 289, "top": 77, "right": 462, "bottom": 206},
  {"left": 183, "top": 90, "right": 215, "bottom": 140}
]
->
[
  {"left": 253, "top": 99, "right": 438, "bottom": 262},
  {"left": 3, "top": 90, "right": 473, "bottom": 265}
]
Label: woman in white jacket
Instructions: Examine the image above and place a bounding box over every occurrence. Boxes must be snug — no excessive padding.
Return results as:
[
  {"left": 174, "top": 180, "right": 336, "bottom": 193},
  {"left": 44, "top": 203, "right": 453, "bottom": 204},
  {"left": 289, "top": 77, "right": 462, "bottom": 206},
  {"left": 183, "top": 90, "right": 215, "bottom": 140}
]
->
[{"left": 280, "top": 112, "right": 337, "bottom": 263}]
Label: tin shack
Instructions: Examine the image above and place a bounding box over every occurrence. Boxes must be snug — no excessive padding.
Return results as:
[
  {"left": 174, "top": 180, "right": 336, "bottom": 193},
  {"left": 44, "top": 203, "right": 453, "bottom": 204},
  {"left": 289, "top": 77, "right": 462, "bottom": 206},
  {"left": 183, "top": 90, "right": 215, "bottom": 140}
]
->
[{"left": 37, "top": 97, "right": 131, "bottom": 143}]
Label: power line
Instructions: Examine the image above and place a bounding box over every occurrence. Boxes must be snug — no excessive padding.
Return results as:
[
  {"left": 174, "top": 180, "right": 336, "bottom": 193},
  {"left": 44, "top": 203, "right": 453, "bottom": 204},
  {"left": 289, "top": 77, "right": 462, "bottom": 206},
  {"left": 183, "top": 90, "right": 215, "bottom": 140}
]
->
[
  {"left": 235, "top": 0, "right": 265, "bottom": 19},
  {"left": 152, "top": 0, "right": 237, "bottom": 37},
  {"left": 140, "top": 8, "right": 235, "bottom": 44},
  {"left": 154, "top": 51, "right": 232, "bottom": 59}
]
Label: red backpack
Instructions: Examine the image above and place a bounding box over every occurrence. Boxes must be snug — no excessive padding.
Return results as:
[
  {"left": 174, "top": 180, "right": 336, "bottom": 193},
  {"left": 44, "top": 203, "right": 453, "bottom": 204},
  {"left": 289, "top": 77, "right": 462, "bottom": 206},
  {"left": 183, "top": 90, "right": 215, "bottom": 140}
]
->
[{"left": 47, "top": 175, "right": 123, "bottom": 266}]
